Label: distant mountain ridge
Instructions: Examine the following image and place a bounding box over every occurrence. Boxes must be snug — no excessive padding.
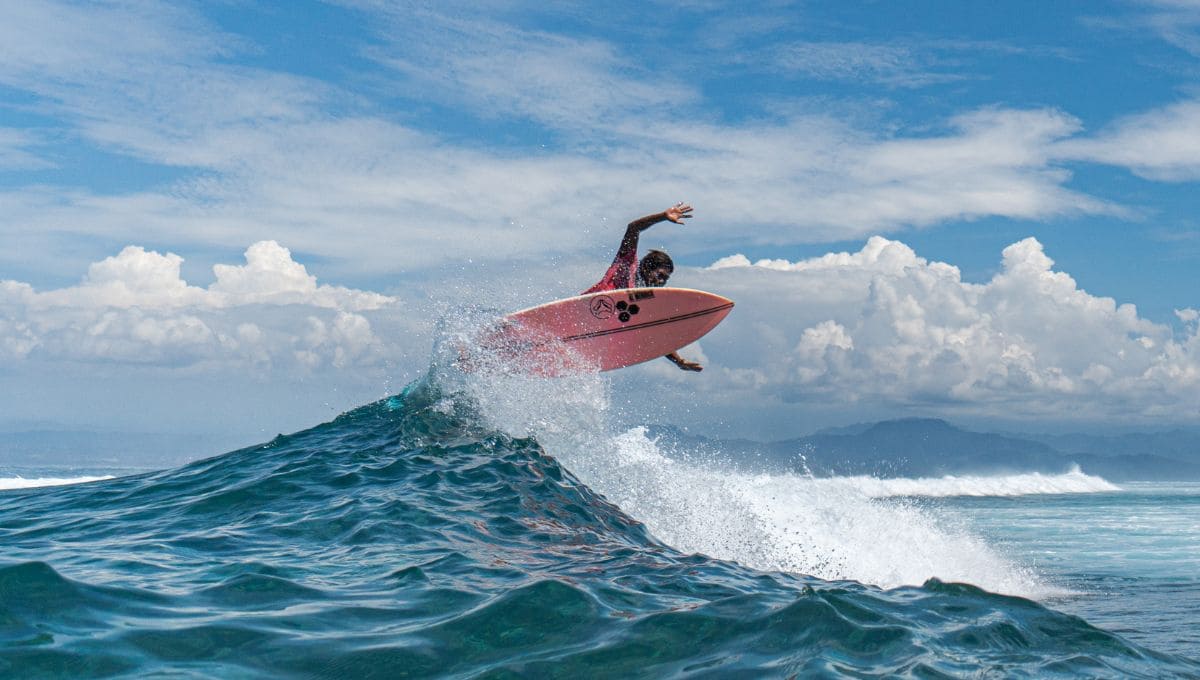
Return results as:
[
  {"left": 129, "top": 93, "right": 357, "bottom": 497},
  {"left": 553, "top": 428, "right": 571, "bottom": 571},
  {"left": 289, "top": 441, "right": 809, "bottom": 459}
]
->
[{"left": 648, "top": 418, "right": 1200, "bottom": 482}]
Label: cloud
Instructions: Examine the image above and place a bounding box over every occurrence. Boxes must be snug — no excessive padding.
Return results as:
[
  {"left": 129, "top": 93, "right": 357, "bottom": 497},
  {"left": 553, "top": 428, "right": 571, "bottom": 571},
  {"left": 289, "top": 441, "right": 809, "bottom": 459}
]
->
[
  {"left": 0, "top": 1, "right": 226, "bottom": 73},
  {"left": 0, "top": 0, "right": 1164, "bottom": 289},
  {"left": 0, "top": 1, "right": 324, "bottom": 175},
  {"left": 1056, "top": 100, "right": 1200, "bottom": 181},
  {"left": 0, "top": 129, "right": 53, "bottom": 171},
  {"left": 0, "top": 0, "right": 1192, "bottom": 315},
  {"left": 685, "top": 236, "right": 1199, "bottom": 423},
  {"left": 363, "top": 9, "right": 698, "bottom": 133},
  {"left": 0, "top": 104, "right": 1122, "bottom": 282},
  {"left": 0, "top": 241, "right": 402, "bottom": 367},
  {"left": 4, "top": 234, "right": 1198, "bottom": 431},
  {"left": 208, "top": 241, "right": 393, "bottom": 310},
  {"left": 771, "top": 42, "right": 961, "bottom": 88},
  {"left": 1139, "top": 0, "right": 1200, "bottom": 56}
]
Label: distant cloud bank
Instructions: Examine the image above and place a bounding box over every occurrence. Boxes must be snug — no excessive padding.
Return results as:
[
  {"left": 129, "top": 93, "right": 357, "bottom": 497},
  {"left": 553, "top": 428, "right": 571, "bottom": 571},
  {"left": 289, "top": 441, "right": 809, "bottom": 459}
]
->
[{"left": 4, "top": 237, "right": 1197, "bottom": 424}]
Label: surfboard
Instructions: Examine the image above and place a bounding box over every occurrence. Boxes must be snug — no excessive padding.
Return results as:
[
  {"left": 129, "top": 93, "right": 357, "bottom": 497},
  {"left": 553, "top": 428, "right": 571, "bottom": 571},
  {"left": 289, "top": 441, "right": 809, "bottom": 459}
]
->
[{"left": 468, "top": 287, "right": 734, "bottom": 376}]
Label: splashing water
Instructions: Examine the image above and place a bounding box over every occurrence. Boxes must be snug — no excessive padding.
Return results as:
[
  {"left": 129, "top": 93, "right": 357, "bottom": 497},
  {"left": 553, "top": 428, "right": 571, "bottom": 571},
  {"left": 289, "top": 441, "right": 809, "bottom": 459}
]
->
[{"left": 434, "top": 323, "right": 1059, "bottom": 598}]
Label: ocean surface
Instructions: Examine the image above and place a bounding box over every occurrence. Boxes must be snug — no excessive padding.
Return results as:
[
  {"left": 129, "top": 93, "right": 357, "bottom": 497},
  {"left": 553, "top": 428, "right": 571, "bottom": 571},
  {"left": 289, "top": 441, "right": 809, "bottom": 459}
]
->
[{"left": 2, "top": 359, "right": 1199, "bottom": 677}]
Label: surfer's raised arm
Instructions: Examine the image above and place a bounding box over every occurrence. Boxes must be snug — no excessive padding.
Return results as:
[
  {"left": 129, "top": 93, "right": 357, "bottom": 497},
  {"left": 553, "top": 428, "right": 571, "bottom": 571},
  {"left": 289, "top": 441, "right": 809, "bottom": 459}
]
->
[
  {"left": 617, "top": 203, "right": 693, "bottom": 259},
  {"left": 583, "top": 203, "right": 691, "bottom": 295}
]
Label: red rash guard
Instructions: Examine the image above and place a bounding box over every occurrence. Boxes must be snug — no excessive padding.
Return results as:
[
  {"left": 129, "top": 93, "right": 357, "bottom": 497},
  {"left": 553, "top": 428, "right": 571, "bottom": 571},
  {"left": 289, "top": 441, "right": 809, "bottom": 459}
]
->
[{"left": 581, "top": 245, "right": 638, "bottom": 294}]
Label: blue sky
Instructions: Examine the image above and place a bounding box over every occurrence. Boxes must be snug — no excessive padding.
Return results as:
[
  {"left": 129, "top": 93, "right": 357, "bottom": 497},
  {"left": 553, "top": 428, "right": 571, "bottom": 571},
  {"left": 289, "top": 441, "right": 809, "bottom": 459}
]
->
[{"left": 2, "top": 1, "right": 1198, "bottom": 445}]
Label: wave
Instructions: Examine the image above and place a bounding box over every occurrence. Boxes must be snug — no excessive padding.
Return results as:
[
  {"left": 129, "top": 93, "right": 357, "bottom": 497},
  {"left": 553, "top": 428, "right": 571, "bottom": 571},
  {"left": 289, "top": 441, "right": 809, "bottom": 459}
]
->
[
  {"left": 0, "top": 475, "right": 114, "bottom": 490},
  {"left": 0, "top": 346, "right": 1193, "bottom": 675}
]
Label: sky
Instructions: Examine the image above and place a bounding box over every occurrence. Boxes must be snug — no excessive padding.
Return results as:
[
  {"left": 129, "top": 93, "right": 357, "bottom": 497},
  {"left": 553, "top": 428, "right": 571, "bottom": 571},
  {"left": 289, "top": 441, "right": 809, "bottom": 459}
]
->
[{"left": 1, "top": 0, "right": 1199, "bottom": 450}]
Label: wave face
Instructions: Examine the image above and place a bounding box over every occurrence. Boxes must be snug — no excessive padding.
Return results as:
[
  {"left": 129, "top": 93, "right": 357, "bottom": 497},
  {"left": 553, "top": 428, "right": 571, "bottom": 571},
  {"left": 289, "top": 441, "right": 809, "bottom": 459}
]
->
[{"left": 0, "top": 374, "right": 1195, "bottom": 677}]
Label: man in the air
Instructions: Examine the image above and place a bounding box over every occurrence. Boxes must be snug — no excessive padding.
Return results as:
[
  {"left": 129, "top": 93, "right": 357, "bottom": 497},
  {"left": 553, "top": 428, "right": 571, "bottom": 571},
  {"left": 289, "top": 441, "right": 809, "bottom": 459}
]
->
[{"left": 583, "top": 203, "right": 703, "bottom": 372}]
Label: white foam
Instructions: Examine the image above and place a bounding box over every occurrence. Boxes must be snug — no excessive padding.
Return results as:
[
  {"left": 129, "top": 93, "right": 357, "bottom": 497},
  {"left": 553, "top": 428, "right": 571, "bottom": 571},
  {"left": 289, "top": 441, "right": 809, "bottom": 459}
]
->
[
  {"left": 808, "top": 466, "right": 1119, "bottom": 498},
  {"left": 0, "top": 475, "right": 113, "bottom": 490},
  {"left": 587, "top": 428, "right": 1067, "bottom": 597},
  {"left": 435, "top": 317, "right": 1069, "bottom": 598},
  {"left": 429, "top": 304, "right": 613, "bottom": 444}
]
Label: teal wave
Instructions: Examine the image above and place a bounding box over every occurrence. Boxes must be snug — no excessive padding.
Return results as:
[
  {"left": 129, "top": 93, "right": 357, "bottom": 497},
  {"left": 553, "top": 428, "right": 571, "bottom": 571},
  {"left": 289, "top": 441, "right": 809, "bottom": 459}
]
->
[{"left": 1, "top": 379, "right": 1196, "bottom": 678}]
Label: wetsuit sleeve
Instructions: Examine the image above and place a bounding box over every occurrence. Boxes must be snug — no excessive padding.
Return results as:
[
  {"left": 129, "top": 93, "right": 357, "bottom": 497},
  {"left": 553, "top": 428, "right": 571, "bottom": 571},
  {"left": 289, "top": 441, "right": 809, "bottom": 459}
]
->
[{"left": 580, "top": 212, "right": 665, "bottom": 294}]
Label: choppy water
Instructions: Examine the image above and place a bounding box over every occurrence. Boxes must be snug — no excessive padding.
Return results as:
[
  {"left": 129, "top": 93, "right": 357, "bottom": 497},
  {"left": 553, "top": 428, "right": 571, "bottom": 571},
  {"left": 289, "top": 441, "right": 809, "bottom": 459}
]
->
[
  {"left": 937, "top": 483, "right": 1200, "bottom": 660},
  {"left": 2, "top": 365, "right": 1198, "bottom": 677}
]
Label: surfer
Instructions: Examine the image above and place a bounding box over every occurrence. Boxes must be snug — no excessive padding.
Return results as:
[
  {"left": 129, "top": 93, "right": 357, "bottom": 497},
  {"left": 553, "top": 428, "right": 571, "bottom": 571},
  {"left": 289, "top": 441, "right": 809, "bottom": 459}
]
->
[{"left": 583, "top": 203, "right": 703, "bottom": 372}]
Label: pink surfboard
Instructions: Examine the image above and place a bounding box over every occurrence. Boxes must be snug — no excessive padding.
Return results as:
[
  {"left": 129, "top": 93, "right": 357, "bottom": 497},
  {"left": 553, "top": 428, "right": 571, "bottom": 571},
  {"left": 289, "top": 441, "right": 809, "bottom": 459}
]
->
[{"left": 470, "top": 287, "right": 734, "bottom": 376}]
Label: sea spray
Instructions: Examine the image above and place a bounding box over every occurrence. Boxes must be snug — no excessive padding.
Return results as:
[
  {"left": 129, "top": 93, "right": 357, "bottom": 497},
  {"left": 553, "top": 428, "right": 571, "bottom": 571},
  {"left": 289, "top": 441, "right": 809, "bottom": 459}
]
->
[
  {"left": 433, "top": 327, "right": 1059, "bottom": 597},
  {"left": 588, "top": 427, "right": 1059, "bottom": 597}
]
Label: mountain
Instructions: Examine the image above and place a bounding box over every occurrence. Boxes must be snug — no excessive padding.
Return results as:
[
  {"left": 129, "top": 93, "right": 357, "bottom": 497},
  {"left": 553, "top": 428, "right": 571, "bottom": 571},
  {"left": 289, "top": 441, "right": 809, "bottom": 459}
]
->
[
  {"left": 648, "top": 419, "right": 1200, "bottom": 481},
  {"left": 1017, "top": 429, "right": 1200, "bottom": 465}
]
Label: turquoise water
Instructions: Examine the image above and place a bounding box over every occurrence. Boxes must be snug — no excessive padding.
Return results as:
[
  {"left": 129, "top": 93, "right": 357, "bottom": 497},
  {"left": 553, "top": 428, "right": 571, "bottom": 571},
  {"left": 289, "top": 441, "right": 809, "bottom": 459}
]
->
[
  {"left": 935, "top": 483, "right": 1200, "bottom": 659},
  {"left": 1, "top": 369, "right": 1198, "bottom": 677}
]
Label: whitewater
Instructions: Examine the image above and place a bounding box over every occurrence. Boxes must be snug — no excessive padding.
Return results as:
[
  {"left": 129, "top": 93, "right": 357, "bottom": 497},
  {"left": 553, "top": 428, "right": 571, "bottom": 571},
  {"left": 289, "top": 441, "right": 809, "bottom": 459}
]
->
[
  {"left": 1, "top": 341, "right": 1196, "bottom": 676},
  {"left": 452, "top": 349, "right": 1082, "bottom": 598},
  {"left": 0, "top": 474, "right": 114, "bottom": 491}
]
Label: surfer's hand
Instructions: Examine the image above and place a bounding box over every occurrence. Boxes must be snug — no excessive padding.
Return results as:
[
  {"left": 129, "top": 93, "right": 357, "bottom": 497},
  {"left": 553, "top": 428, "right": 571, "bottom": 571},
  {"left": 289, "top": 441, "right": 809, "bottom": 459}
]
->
[{"left": 664, "top": 203, "right": 692, "bottom": 225}]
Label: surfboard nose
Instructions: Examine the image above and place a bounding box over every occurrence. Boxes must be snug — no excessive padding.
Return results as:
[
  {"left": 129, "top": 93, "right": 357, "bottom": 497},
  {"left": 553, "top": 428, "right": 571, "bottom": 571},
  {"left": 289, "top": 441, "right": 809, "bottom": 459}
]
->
[{"left": 671, "top": 287, "right": 733, "bottom": 306}]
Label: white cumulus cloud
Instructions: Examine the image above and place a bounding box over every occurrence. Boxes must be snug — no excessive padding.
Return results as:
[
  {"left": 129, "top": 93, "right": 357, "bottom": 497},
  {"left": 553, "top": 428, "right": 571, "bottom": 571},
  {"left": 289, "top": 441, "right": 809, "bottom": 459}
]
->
[
  {"left": 0, "top": 241, "right": 401, "bottom": 368},
  {"left": 688, "top": 236, "right": 1200, "bottom": 423}
]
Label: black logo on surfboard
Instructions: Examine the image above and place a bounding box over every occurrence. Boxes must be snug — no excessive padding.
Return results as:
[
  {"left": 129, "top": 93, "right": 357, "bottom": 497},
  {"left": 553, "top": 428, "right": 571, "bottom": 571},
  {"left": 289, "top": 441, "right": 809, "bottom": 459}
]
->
[
  {"left": 590, "top": 296, "right": 642, "bottom": 323},
  {"left": 615, "top": 299, "right": 641, "bottom": 322},
  {"left": 590, "top": 296, "right": 615, "bottom": 319}
]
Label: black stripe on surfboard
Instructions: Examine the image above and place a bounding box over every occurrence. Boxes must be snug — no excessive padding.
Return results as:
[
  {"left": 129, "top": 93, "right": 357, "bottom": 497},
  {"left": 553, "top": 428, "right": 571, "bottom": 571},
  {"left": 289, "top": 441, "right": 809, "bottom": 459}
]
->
[{"left": 561, "top": 302, "right": 734, "bottom": 343}]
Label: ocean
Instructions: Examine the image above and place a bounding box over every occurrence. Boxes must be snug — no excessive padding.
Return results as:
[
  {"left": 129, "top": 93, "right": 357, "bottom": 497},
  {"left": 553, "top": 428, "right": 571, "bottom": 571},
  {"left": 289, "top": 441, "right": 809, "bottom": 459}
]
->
[{"left": 1, "top": 361, "right": 1198, "bottom": 678}]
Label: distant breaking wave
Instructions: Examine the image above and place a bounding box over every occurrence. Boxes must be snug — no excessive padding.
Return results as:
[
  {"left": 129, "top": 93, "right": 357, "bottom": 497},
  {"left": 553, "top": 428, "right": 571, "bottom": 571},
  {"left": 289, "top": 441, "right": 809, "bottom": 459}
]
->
[
  {"left": 0, "top": 475, "right": 113, "bottom": 491},
  {"left": 809, "top": 466, "right": 1119, "bottom": 498}
]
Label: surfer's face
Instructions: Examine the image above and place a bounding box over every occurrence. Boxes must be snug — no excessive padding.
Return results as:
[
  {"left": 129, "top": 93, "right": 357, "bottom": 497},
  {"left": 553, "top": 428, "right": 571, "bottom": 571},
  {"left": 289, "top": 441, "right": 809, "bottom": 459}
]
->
[{"left": 643, "top": 265, "right": 672, "bottom": 287}]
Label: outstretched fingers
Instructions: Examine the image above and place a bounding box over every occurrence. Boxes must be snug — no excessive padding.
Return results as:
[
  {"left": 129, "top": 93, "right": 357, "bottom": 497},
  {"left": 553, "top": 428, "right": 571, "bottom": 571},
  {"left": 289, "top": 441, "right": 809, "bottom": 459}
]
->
[{"left": 667, "top": 202, "right": 693, "bottom": 224}]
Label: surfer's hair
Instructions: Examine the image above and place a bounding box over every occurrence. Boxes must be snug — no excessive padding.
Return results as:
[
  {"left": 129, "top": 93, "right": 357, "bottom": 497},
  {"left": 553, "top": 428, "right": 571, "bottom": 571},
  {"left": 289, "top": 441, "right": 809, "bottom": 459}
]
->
[{"left": 640, "top": 249, "right": 674, "bottom": 273}]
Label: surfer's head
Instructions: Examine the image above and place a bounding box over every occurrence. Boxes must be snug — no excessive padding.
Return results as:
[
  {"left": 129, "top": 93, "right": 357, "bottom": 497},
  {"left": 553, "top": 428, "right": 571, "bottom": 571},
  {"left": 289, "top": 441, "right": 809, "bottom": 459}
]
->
[{"left": 639, "top": 250, "right": 674, "bottom": 287}]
